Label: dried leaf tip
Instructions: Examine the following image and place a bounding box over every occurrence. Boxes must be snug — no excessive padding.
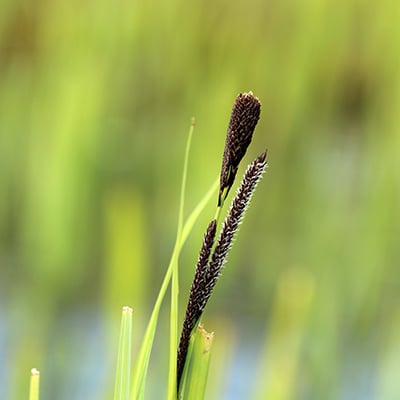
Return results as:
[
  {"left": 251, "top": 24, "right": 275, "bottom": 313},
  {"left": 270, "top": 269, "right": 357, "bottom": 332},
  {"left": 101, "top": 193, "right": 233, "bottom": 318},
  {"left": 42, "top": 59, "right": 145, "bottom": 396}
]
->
[{"left": 219, "top": 91, "right": 261, "bottom": 206}]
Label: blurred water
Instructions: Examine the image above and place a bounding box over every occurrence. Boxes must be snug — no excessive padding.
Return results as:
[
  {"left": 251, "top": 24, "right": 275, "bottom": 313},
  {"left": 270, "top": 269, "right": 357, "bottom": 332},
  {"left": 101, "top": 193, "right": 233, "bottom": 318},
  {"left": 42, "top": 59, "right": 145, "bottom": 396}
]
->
[
  {"left": 0, "top": 306, "right": 110, "bottom": 400},
  {"left": 0, "top": 308, "right": 391, "bottom": 399},
  {"left": 223, "top": 328, "right": 378, "bottom": 400},
  {"left": 225, "top": 341, "right": 260, "bottom": 400}
]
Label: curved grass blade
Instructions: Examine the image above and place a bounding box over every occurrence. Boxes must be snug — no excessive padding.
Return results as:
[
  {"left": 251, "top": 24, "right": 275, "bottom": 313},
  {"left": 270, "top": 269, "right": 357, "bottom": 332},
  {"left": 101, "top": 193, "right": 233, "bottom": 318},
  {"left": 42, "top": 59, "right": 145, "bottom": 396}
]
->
[
  {"left": 168, "top": 119, "right": 194, "bottom": 399},
  {"left": 130, "top": 139, "right": 218, "bottom": 400}
]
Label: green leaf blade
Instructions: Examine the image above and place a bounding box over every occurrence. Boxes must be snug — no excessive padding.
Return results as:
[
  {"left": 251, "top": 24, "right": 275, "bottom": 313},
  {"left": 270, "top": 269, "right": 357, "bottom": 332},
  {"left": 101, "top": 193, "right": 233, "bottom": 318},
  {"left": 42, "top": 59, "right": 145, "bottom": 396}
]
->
[
  {"left": 168, "top": 119, "right": 195, "bottom": 400},
  {"left": 130, "top": 180, "right": 218, "bottom": 400},
  {"left": 179, "top": 325, "right": 214, "bottom": 400},
  {"left": 114, "top": 306, "right": 133, "bottom": 400},
  {"left": 29, "top": 368, "right": 40, "bottom": 400}
]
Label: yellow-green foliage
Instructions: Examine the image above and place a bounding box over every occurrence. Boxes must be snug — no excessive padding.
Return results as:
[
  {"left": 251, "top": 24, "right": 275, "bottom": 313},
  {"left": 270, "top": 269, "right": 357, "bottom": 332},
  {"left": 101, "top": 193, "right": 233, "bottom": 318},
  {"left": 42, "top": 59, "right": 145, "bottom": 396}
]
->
[{"left": 1, "top": 0, "right": 399, "bottom": 398}]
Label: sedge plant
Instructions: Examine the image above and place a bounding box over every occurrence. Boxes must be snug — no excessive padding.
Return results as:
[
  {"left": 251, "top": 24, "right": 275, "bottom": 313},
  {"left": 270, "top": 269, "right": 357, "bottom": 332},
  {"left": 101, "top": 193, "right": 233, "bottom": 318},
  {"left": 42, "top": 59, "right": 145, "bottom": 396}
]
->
[
  {"left": 27, "top": 91, "right": 267, "bottom": 400},
  {"left": 177, "top": 92, "right": 267, "bottom": 396}
]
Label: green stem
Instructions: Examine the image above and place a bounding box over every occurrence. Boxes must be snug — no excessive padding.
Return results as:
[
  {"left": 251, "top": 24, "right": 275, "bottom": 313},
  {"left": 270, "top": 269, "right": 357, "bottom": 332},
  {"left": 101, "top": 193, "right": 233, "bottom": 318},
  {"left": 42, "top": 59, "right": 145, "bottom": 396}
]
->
[
  {"left": 130, "top": 150, "right": 218, "bottom": 399},
  {"left": 168, "top": 119, "right": 195, "bottom": 399},
  {"left": 29, "top": 369, "right": 40, "bottom": 400}
]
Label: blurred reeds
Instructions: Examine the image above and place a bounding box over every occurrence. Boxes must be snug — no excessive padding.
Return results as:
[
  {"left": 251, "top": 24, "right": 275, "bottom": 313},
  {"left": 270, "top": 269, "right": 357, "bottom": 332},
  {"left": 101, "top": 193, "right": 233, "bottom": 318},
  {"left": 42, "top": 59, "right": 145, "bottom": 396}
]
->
[{"left": 1, "top": 0, "right": 399, "bottom": 398}]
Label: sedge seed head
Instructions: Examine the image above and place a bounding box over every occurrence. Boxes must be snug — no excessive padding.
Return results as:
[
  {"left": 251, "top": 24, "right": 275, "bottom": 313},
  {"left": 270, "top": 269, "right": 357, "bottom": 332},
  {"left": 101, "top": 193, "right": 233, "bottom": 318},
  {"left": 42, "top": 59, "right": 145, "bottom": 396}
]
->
[{"left": 219, "top": 91, "right": 261, "bottom": 206}]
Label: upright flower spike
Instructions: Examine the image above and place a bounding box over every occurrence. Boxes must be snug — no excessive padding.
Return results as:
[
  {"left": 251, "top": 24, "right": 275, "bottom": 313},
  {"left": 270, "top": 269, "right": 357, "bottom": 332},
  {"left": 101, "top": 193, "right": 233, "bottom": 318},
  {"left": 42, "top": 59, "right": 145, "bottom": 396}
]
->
[
  {"left": 177, "top": 91, "right": 267, "bottom": 393},
  {"left": 177, "top": 151, "right": 267, "bottom": 389},
  {"left": 177, "top": 219, "right": 217, "bottom": 388},
  {"left": 202, "top": 150, "right": 268, "bottom": 312},
  {"left": 219, "top": 92, "right": 261, "bottom": 206}
]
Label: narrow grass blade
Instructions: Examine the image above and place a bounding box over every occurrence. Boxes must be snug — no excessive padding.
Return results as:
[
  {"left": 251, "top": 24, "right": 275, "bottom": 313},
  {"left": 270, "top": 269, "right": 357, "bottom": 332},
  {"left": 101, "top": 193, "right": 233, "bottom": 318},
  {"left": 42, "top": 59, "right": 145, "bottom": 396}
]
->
[
  {"left": 178, "top": 325, "right": 214, "bottom": 400},
  {"left": 168, "top": 119, "right": 195, "bottom": 400},
  {"left": 130, "top": 182, "right": 217, "bottom": 400},
  {"left": 130, "top": 180, "right": 218, "bottom": 398},
  {"left": 114, "top": 306, "right": 133, "bottom": 400},
  {"left": 181, "top": 178, "right": 218, "bottom": 245},
  {"left": 29, "top": 368, "right": 40, "bottom": 400}
]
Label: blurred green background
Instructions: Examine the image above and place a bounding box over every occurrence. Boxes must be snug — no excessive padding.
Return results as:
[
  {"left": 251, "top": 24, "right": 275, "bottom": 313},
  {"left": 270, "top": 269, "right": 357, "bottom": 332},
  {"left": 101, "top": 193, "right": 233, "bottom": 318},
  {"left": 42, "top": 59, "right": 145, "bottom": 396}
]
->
[{"left": 1, "top": 0, "right": 399, "bottom": 399}]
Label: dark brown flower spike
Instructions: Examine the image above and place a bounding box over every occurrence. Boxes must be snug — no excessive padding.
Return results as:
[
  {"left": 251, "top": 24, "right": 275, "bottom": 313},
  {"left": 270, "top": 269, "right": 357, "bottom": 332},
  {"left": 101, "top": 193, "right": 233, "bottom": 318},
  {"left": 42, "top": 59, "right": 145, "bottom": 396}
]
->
[
  {"left": 177, "top": 151, "right": 267, "bottom": 388},
  {"left": 202, "top": 150, "right": 267, "bottom": 311},
  {"left": 177, "top": 219, "right": 217, "bottom": 387},
  {"left": 219, "top": 92, "right": 261, "bottom": 206}
]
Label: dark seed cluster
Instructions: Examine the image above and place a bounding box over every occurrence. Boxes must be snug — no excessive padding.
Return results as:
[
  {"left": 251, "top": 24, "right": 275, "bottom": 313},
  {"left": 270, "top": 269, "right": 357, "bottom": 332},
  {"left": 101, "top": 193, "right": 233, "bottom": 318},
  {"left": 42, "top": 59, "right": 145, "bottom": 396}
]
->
[
  {"left": 203, "top": 150, "right": 267, "bottom": 307},
  {"left": 177, "top": 219, "right": 217, "bottom": 384},
  {"left": 219, "top": 92, "right": 261, "bottom": 206},
  {"left": 177, "top": 152, "right": 267, "bottom": 387},
  {"left": 177, "top": 91, "right": 267, "bottom": 390}
]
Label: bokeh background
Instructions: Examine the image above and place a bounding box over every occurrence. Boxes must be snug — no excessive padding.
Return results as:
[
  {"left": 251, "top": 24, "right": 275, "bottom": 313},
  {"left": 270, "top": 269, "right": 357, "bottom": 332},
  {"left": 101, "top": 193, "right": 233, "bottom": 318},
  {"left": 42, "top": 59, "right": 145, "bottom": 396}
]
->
[{"left": 1, "top": 0, "right": 399, "bottom": 399}]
